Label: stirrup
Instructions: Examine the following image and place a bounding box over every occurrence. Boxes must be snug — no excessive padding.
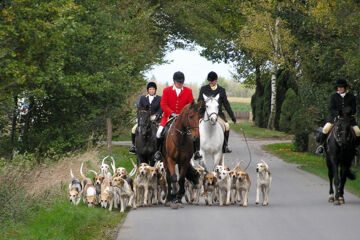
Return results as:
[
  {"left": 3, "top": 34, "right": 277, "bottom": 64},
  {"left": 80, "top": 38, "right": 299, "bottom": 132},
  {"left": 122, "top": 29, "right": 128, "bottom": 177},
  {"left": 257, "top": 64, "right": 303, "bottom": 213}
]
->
[
  {"left": 154, "top": 151, "right": 162, "bottom": 161},
  {"left": 315, "top": 145, "right": 324, "bottom": 155},
  {"left": 194, "top": 151, "right": 202, "bottom": 160},
  {"left": 129, "top": 146, "right": 136, "bottom": 155}
]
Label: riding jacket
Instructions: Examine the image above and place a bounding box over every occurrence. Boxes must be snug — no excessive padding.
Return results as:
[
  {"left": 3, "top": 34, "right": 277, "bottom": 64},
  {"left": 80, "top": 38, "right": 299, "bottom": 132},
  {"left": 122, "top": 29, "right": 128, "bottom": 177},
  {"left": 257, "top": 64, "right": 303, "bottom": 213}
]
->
[
  {"left": 198, "top": 84, "right": 236, "bottom": 123},
  {"left": 327, "top": 92, "right": 357, "bottom": 125},
  {"left": 138, "top": 95, "right": 162, "bottom": 116},
  {"left": 160, "top": 85, "right": 194, "bottom": 126}
]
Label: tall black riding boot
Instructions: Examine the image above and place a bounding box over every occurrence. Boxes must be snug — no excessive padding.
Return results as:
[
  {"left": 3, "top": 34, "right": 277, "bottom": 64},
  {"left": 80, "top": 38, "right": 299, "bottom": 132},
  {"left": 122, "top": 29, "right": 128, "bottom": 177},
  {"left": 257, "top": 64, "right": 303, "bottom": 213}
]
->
[
  {"left": 315, "top": 132, "right": 327, "bottom": 155},
  {"left": 154, "top": 138, "right": 163, "bottom": 161},
  {"left": 193, "top": 138, "right": 202, "bottom": 160},
  {"left": 223, "top": 130, "right": 232, "bottom": 153},
  {"left": 129, "top": 133, "right": 136, "bottom": 155}
]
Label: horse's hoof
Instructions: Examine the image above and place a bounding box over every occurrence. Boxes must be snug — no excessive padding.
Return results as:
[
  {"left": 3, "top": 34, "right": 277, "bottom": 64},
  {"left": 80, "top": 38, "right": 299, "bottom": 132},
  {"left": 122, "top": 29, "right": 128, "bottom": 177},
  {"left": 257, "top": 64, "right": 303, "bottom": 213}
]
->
[
  {"left": 334, "top": 200, "right": 341, "bottom": 205},
  {"left": 339, "top": 197, "right": 345, "bottom": 204},
  {"left": 170, "top": 202, "right": 179, "bottom": 209},
  {"left": 328, "top": 196, "right": 335, "bottom": 203}
]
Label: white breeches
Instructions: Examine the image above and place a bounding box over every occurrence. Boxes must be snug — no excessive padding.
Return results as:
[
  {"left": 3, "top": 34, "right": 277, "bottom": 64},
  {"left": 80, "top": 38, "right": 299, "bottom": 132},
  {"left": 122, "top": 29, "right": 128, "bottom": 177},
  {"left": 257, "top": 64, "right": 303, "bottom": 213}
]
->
[
  {"left": 156, "top": 126, "right": 164, "bottom": 139},
  {"left": 131, "top": 115, "right": 157, "bottom": 134},
  {"left": 323, "top": 122, "right": 360, "bottom": 136}
]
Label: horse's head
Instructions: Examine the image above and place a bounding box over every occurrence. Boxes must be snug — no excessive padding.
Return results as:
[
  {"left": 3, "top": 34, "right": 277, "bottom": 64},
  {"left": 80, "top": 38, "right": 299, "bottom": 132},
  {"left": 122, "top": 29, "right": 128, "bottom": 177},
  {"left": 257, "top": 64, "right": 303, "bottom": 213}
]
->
[
  {"left": 137, "top": 105, "right": 151, "bottom": 136},
  {"left": 179, "top": 100, "right": 202, "bottom": 140},
  {"left": 203, "top": 93, "right": 219, "bottom": 125},
  {"left": 333, "top": 116, "right": 354, "bottom": 148}
]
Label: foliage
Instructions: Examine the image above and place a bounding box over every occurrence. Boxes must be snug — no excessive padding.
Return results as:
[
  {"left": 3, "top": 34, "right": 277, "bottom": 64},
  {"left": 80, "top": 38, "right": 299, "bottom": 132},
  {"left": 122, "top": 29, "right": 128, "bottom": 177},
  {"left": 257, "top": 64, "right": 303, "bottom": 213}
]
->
[
  {"left": 0, "top": 0, "right": 166, "bottom": 159},
  {"left": 279, "top": 88, "right": 298, "bottom": 132}
]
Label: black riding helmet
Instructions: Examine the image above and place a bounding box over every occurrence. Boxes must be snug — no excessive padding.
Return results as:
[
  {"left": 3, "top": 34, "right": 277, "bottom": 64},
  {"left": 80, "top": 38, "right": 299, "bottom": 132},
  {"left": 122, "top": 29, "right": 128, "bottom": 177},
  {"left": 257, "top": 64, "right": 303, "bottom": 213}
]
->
[
  {"left": 147, "top": 82, "right": 157, "bottom": 91},
  {"left": 173, "top": 71, "right": 185, "bottom": 83},
  {"left": 335, "top": 78, "right": 348, "bottom": 89},
  {"left": 207, "top": 71, "right": 218, "bottom": 82}
]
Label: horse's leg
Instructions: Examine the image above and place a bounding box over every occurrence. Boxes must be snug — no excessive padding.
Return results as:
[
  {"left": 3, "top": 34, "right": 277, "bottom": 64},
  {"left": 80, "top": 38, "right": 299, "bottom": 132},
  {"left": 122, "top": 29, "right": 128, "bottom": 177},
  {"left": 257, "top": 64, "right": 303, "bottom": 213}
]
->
[
  {"left": 176, "top": 164, "right": 186, "bottom": 204},
  {"left": 339, "top": 163, "right": 347, "bottom": 204},
  {"left": 326, "top": 156, "right": 335, "bottom": 202},
  {"left": 331, "top": 157, "right": 341, "bottom": 205},
  {"left": 165, "top": 160, "right": 175, "bottom": 203}
]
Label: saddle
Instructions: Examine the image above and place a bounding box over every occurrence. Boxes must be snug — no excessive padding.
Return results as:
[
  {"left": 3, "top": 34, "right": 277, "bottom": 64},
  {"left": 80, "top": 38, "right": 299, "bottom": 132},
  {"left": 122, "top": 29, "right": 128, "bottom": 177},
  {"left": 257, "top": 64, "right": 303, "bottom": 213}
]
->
[{"left": 161, "top": 116, "right": 177, "bottom": 138}]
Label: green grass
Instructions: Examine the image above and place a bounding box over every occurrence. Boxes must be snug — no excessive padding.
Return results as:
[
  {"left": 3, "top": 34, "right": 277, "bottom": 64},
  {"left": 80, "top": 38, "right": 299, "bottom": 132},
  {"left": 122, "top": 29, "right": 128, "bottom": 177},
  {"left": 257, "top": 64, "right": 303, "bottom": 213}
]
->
[
  {"left": 230, "top": 122, "right": 291, "bottom": 139},
  {"left": 263, "top": 143, "right": 360, "bottom": 197},
  {"left": 229, "top": 102, "right": 252, "bottom": 112},
  {"left": 2, "top": 146, "right": 135, "bottom": 240}
]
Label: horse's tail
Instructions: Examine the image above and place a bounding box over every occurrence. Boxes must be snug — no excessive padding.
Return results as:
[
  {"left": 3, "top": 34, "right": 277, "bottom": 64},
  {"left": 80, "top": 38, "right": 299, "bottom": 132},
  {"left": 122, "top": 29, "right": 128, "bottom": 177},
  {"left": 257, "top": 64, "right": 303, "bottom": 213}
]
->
[
  {"left": 186, "top": 164, "right": 199, "bottom": 185},
  {"left": 347, "top": 169, "right": 356, "bottom": 180}
]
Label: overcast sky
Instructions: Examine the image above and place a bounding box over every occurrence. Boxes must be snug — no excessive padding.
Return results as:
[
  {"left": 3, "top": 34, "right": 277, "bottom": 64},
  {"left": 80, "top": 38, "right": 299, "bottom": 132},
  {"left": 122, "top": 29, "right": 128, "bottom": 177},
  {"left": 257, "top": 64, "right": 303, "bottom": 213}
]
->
[{"left": 144, "top": 47, "right": 236, "bottom": 86}]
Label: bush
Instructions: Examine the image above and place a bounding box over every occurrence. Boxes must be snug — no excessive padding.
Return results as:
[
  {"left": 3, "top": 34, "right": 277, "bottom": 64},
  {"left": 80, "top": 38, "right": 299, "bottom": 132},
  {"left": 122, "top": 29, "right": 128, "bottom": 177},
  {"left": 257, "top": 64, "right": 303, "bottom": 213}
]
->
[
  {"left": 0, "top": 165, "right": 40, "bottom": 228},
  {"left": 279, "top": 88, "right": 299, "bottom": 133}
]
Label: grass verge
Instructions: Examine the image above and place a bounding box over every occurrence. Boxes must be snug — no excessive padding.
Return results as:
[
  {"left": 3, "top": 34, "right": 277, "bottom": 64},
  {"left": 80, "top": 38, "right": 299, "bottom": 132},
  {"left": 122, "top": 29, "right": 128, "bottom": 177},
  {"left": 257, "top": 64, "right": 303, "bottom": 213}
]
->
[
  {"left": 230, "top": 122, "right": 291, "bottom": 139},
  {"left": 1, "top": 145, "right": 136, "bottom": 240},
  {"left": 229, "top": 102, "right": 252, "bottom": 112},
  {"left": 263, "top": 142, "right": 360, "bottom": 197}
]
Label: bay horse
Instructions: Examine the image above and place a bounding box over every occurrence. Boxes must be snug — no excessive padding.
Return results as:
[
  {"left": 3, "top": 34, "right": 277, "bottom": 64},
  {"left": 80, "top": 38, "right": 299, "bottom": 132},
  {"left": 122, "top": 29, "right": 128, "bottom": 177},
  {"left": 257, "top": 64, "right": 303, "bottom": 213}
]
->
[
  {"left": 135, "top": 105, "right": 158, "bottom": 166},
  {"left": 325, "top": 111, "right": 357, "bottom": 205},
  {"left": 199, "top": 94, "right": 224, "bottom": 172},
  {"left": 161, "top": 101, "right": 202, "bottom": 207}
]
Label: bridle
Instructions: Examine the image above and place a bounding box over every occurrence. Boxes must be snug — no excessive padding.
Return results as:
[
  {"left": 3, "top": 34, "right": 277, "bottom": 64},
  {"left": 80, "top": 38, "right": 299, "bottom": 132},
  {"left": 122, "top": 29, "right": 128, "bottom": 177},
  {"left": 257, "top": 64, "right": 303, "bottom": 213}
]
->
[
  {"left": 137, "top": 109, "right": 152, "bottom": 136},
  {"left": 202, "top": 97, "right": 219, "bottom": 122},
  {"left": 171, "top": 105, "right": 199, "bottom": 143}
]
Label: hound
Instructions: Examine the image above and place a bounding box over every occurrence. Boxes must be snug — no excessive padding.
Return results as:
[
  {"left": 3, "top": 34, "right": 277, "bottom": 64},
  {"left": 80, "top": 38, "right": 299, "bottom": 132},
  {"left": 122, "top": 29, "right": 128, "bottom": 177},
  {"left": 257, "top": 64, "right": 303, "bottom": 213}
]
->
[
  {"left": 69, "top": 168, "right": 82, "bottom": 205},
  {"left": 256, "top": 160, "right": 272, "bottom": 206},
  {"left": 80, "top": 162, "right": 98, "bottom": 207},
  {"left": 203, "top": 172, "right": 217, "bottom": 206},
  {"left": 112, "top": 176, "right": 136, "bottom": 212}
]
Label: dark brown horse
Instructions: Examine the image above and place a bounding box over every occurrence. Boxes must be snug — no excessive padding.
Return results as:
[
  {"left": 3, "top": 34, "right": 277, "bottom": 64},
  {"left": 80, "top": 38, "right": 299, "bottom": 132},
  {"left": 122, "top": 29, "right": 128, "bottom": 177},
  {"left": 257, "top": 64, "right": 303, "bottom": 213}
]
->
[
  {"left": 326, "top": 113, "right": 357, "bottom": 205},
  {"left": 161, "top": 101, "right": 202, "bottom": 207}
]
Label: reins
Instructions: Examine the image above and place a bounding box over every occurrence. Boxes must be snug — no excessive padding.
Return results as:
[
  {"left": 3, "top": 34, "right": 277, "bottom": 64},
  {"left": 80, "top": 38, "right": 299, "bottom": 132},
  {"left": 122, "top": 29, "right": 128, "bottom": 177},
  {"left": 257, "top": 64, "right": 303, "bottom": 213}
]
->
[{"left": 170, "top": 106, "right": 199, "bottom": 148}]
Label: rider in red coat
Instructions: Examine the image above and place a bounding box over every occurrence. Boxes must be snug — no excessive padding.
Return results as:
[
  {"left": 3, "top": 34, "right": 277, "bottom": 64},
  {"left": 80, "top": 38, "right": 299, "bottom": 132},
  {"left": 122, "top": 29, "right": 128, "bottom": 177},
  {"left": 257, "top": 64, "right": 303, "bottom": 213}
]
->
[{"left": 154, "top": 71, "right": 199, "bottom": 161}]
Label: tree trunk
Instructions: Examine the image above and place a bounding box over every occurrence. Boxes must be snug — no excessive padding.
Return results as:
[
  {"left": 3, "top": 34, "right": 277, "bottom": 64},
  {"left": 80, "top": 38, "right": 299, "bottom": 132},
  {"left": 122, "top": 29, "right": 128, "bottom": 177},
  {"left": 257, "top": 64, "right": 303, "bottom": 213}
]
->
[
  {"left": 106, "top": 117, "right": 112, "bottom": 153},
  {"left": 10, "top": 96, "right": 18, "bottom": 162},
  {"left": 267, "top": 69, "right": 277, "bottom": 130},
  {"left": 267, "top": 17, "right": 280, "bottom": 130}
]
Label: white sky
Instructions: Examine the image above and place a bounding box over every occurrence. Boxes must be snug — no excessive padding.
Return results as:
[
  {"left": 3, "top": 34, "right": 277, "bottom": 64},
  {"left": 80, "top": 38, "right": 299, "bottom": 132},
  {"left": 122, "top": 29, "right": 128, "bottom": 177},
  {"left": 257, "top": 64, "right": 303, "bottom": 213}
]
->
[{"left": 144, "top": 47, "right": 236, "bottom": 86}]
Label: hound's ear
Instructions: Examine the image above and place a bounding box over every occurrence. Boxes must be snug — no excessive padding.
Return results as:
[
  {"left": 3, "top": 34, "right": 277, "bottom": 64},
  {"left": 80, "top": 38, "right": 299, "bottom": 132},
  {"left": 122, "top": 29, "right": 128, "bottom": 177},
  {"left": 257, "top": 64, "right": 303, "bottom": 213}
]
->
[
  {"left": 110, "top": 181, "right": 112, "bottom": 186},
  {"left": 214, "top": 176, "right": 217, "bottom": 184},
  {"left": 261, "top": 159, "right": 269, "bottom": 169}
]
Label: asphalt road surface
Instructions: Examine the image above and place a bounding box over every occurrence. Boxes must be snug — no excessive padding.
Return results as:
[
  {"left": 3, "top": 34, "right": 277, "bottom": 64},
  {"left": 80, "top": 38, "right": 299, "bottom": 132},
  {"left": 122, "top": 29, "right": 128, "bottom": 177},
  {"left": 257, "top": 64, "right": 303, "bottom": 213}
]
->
[{"left": 116, "top": 131, "right": 360, "bottom": 240}]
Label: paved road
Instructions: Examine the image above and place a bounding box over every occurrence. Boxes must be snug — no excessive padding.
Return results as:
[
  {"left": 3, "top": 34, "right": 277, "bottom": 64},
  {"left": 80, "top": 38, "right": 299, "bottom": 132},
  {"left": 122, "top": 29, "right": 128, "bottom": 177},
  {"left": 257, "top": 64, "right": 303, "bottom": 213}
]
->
[{"left": 116, "top": 131, "right": 360, "bottom": 240}]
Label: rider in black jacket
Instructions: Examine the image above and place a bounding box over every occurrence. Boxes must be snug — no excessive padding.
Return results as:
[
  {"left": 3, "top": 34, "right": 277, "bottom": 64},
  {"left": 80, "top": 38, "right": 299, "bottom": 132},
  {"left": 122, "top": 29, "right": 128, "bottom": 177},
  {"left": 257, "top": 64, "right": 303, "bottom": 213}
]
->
[
  {"left": 129, "top": 82, "right": 162, "bottom": 154},
  {"left": 196, "top": 71, "right": 236, "bottom": 157},
  {"left": 316, "top": 78, "right": 360, "bottom": 154}
]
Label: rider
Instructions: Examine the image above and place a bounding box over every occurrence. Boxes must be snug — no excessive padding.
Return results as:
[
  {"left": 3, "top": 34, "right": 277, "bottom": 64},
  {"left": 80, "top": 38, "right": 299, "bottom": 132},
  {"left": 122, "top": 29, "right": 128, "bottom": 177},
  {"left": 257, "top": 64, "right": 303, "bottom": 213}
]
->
[
  {"left": 196, "top": 71, "right": 236, "bottom": 155},
  {"left": 154, "top": 71, "right": 199, "bottom": 161},
  {"left": 129, "top": 82, "right": 162, "bottom": 154},
  {"left": 315, "top": 78, "right": 360, "bottom": 154}
]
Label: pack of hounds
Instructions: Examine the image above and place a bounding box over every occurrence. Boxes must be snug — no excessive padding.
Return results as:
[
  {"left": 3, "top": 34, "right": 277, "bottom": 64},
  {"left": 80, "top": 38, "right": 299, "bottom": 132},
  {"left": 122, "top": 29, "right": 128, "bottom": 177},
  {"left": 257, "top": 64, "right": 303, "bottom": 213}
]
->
[{"left": 69, "top": 156, "right": 272, "bottom": 211}]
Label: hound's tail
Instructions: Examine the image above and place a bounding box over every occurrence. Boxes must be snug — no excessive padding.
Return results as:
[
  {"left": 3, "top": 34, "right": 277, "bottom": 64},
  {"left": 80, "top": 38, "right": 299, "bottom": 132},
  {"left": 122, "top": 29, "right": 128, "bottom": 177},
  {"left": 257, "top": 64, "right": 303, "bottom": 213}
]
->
[
  {"left": 70, "top": 168, "right": 75, "bottom": 179},
  {"left": 186, "top": 164, "right": 199, "bottom": 185},
  {"left": 80, "top": 162, "right": 86, "bottom": 179}
]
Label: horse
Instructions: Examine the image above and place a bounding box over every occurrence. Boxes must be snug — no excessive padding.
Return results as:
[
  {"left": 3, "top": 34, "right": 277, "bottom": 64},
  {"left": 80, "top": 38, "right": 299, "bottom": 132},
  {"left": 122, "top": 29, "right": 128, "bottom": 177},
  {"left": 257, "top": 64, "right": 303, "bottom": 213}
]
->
[
  {"left": 135, "top": 105, "right": 158, "bottom": 166},
  {"left": 325, "top": 111, "right": 357, "bottom": 205},
  {"left": 199, "top": 94, "right": 224, "bottom": 172},
  {"left": 161, "top": 101, "right": 202, "bottom": 207}
]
